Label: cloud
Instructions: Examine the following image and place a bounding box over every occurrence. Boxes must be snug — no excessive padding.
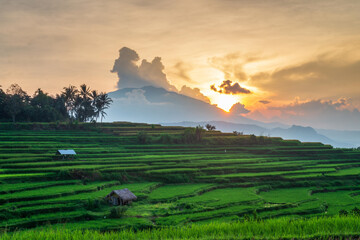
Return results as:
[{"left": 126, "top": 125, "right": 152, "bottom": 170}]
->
[
  {"left": 229, "top": 102, "right": 250, "bottom": 115},
  {"left": 111, "top": 47, "right": 177, "bottom": 91},
  {"left": 179, "top": 85, "right": 210, "bottom": 103},
  {"left": 259, "top": 100, "right": 270, "bottom": 104},
  {"left": 267, "top": 98, "right": 360, "bottom": 130},
  {"left": 210, "top": 80, "right": 251, "bottom": 94},
  {"left": 209, "top": 53, "right": 249, "bottom": 82},
  {"left": 249, "top": 53, "right": 360, "bottom": 101},
  {"left": 172, "top": 61, "right": 194, "bottom": 83}
]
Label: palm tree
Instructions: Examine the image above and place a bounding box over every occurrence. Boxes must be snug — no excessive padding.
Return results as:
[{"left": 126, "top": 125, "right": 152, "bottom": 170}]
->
[
  {"left": 96, "top": 93, "right": 113, "bottom": 123},
  {"left": 61, "top": 85, "right": 78, "bottom": 119},
  {"left": 79, "top": 84, "right": 91, "bottom": 100},
  {"left": 90, "top": 90, "right": 100, "bottom": 121}
]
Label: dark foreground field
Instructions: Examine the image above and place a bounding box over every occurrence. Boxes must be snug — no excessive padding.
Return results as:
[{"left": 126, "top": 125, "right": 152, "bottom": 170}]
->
[{"left": 1, "top": 122, "right": 360, "bottom": 238}]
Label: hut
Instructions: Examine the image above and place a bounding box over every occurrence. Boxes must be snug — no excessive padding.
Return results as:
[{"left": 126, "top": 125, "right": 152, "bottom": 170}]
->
[
  {"left": 56, "top": 149, "right": 76, "bottom": 160},
  {"left": 106, "top": 188, "right": 137, "bottom": 206}
]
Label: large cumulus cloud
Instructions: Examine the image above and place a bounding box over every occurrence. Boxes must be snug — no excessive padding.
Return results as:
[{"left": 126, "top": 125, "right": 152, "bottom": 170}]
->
[
  {"left": 179, "top": 85, "right": 210, "bottom": 103},
  {"left": 111, "top": 47, "right": 177, "bottom": 91}
]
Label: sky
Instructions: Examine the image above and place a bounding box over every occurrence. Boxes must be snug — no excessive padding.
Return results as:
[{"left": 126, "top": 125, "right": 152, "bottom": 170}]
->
[{"left": 1, "top": 0, "right": 360, "bottom": 129}]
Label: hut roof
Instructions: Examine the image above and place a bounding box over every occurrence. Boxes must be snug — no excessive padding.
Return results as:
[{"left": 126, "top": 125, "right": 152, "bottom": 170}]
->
[
  {"left": 57, "top": 150, "right": 76, "bottom": 155},
  {"left": 107, "top": 188, "right": 137, "bottom": 201}
]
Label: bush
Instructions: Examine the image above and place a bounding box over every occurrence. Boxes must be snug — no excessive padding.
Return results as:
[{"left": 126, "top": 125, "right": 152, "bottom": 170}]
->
[
  {"left": 350, "top": 207, "right": 360, "bottom": 216},
  {"left": 137, "top": 131, "right": 151, "bottom": 144},
  {"left": 158, "top": 134, "right": 172, "bottom": 144},
  {"left": 339, "top": 209, "right": 348, "bottom": 216},
  {"left": 109, "top": 206, "right": 127, "bottom": 218},
  {"left": 249, "top": 134, "right": 257, "bottom": 144},
  {"left": 183, "top": 128, "right": 196, "bottom": 143},
  {"left": 85, "top": 198, "right": 102, "bottom": 210}
]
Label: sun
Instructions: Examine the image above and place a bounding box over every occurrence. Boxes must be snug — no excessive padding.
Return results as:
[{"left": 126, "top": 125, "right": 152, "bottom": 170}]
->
[{"left": 213, "top": 94, "right": 239, "bottom": 112}]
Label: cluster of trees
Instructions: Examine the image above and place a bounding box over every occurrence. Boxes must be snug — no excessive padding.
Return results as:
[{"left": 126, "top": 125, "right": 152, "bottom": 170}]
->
[{"left": 0, "top": 84, "right": 112, "bottom": 123}]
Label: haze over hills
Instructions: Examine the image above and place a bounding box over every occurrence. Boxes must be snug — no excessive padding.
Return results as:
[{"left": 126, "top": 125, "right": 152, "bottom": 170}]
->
[
  {"left": 106, "top": 86, "right": 358, "bottom": 148},
  {"left": 106, "top": 86, "right": 285, "bottom": 128},
  {"left": 161, "top": 121, "right": 354, "bottom": 148}
]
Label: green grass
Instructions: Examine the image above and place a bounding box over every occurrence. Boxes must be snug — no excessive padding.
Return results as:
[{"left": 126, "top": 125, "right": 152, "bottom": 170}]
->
[
  {"left": 148, "top": 184, "right": 214, "bottom": 200},
  {"left": 178, "top": 187, "right": 259, "bottom": 207},
  {"left": 3, "top": 216, "right": 360, "bottom": 239},
  {"left": 259, "top": 188, "right": 314, "bottom": 203}
]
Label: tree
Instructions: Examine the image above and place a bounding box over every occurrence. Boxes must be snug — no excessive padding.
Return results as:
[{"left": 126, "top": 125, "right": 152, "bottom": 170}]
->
[
  {"left": 96, "top": 93, "right": 113, "bottom": 123},
  {"left": 74, "top": 84, "right": 94, "bottom": 122},
  {"left": 79, "top": 84, "right": 91, "bottom": 100},
  {"left": 195, "top": 125, "right": 205, "bottom": 142},
  {"left": 249, "top": 134, "right": 257, "bottom": 144},
  {"left": 90, "top": 90, "right": 100, "bottom": 121},
  {"left": 0, "top": 86, "right": 7, "bottom": 120},
  {"left": 205, "top": 124, "right": 216, "bottom": 131},
  {"left": 61, "top": 85, "right": 78, "bottom": 119},
  {"left": 4, "top": 84, "right": 29, "bottom": 122}
]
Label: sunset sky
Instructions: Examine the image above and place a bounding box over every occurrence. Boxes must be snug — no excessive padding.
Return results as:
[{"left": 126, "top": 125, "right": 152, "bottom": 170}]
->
[{"left": 1, "top": 0, "right": 360, "bottom": 127}]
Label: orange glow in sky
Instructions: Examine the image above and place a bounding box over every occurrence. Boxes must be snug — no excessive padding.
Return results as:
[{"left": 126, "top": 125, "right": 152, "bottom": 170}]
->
[{"left": 211, "top": 94, "right": 239, "bottom": 112}]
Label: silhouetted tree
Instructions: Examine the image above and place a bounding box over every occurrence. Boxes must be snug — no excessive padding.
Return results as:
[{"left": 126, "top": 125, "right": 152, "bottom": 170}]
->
[
  {"left": 0, "top": 86, "right": 7, "bottom": 120},
  {"left": 0, "top": 83, "right": 112, "bottom": 123},
  {"left": 97, "top": 93, "right": 113, "bottom": 123},
  {"left": 75, "top": 84, "right": 95, "bottom": 122},
  {"left": 4, "top": 84, "right": 29, "bottom": 122},
  {"left": 205, "top": 124, "right": 216, "bottom": 131},
  {"left": 62, "top": 85, "right": 78, "bottom": 119}
]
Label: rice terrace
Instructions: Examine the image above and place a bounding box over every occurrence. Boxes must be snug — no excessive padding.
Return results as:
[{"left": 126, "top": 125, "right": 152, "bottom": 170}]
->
[
  {"left": 2, "top": 1, "right": 360, "bottom": 239},
  {"left": 1, "top": 122, "right": 360, "bottom": 239}
]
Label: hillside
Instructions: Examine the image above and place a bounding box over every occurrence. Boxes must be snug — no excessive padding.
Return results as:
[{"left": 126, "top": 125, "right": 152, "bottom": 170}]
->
[
  {"left": 162, "top": 121, "right": 351, "bottom": 147},
  {"left": 1, "top": 122, "right": 360, "bottom": 232},
  {"left": 105, "top": 86, "right": 283, "bottom": 129}
]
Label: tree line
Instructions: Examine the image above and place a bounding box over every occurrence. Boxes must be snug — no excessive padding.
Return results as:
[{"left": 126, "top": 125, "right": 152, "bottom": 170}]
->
[{"left": 0, "top": 84, "right": 112, "bottom": 123}]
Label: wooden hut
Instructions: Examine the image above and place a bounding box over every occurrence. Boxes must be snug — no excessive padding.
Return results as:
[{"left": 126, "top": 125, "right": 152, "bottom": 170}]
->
[
  {"left": 56, "top": 149, "right": 76, "bottom": 160},
  {"left": 106, "top": 188, "right": 137, "bottom": 206}
]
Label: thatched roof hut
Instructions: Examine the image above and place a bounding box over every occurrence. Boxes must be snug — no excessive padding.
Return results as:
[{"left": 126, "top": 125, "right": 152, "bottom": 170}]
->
[
  {"left": 56, "top": 150, "right": 76, "bottom": 159},
  {"left": 57, "top": 149, "right": 76, "bottom": 155},
  {"left": 106, "top": 188, "right": 137, "bottom": 206}
]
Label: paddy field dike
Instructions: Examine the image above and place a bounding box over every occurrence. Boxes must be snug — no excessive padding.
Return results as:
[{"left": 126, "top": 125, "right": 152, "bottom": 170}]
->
[{"left": 1, "top": 122, "right": 360, "bottom": 239}]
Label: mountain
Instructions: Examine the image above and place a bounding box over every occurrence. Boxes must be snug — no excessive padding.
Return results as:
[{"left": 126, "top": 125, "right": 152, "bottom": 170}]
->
[
  {"left": 268, "top": 125, "right": 351, "bottom": 147},
  {"left": 105, "top": 86, "right": 355, "bottom": 148},
  {"left": 316, "top": 129, "right": 360, "bottom": 148},
  {"left": 162, "top": 121, "right": 352, "bottom": 148},
  {"left": 106, "top": 86, "right": 282, "bottom": 127}
]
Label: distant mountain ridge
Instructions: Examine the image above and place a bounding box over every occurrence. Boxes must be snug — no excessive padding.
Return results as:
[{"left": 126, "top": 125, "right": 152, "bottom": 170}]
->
[
  {"left": 106, "top": 86, "right": 284, "bottom": 128},
  {"left": 161, "top": 121, "right": 354, "bottom": 148},
  {"left": 106, "top": 86, "right": 357, "bottom": 148}
]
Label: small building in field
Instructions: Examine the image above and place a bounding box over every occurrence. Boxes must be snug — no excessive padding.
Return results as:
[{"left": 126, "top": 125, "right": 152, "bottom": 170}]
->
[
  {"left": 56, "top": 149, "right": 77, "bottom": 159},
  {"left": 106, "top": 188, "right": 137, "bottom": 206}
]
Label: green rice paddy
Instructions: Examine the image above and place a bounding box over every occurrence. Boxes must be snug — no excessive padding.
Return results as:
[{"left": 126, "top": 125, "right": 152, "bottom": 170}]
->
[{"left": 1, "top": 122, "right": 360, "bottom": 238}]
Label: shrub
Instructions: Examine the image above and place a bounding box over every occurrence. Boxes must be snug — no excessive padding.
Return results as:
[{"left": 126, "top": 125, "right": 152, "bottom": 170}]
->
[
  {"left": 183, "top": 128, "right": 196, "bottom": 143},
  {"left": 137, "top": 131, "right": 150, "bottom": 144},
  {"left": 249, "top": 134, "right": 257, "bottom": 144},
  {"left": 85, "top": 198, "right": 102, "bottom": 210},
  {"left": 350, "top": 207, "right": 360, "bottom": 216},
  {"left": 339, "top": 209, "right": 348, "bottom": 216},
  {"left": 109, "top": 206, "right": 127, "bottom": 218},
  {"left": 158, "top": 134, "right": 172, "bottom": 144}
]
